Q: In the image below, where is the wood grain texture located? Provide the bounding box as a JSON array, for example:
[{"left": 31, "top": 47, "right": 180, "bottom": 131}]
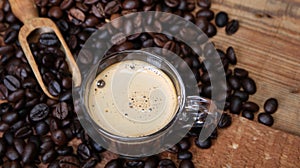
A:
[
  {"left": 91, "top": 116, "right": 300, "bottom": 168},
  {"left": 210, "top": 0, "right": 300, "bottom": 136}
]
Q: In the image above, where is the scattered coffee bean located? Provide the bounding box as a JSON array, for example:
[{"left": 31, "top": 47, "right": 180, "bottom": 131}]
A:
[
  {"left": 105, "top": 159, "right": 123, "bottom": 168},
  {"left": 218, "top": 113, "right": 232, "bottom": 128},
  {"left": 30, "top": 103, "right": 50, "bottom": 122},
  {"left": 179, "top": 159, "right": 195, "bottom": 168},
  {"left": 22, "top": 142, "right": 37, "bottom": 163},
  {"left": 226, "top": 19, "right": 239, "bottom": 35},
  {"left": 242, "top": 110, "right": 254, "bottom": 120},
  {"left": 215, "top": 11, "right": 228, "bottom": 27},
  {"left": 178, "top": 150, "right": 193, "bottom": 160},
  {"left": 243, "top": 101, "right": 259, "bottom": 112},
  {"left": 264, "top": 98, "right": 278, "bottom": 114},
  {"left": 226, "top": 46, "right": 237, "bottom": 65},
  {"left": 4, "top": 75, "right": 20, "bottom": 92},
  {"left": 241, "top": 77, "right": 257, "bottom": 95},
  {"left": 51, "top": 129, "right": 67, "bottom": 146},
  {"left": 230, "top": 96, "right": 243, "bottom": 114},
  {"left": 258, "top": 113, "right": 274, "bottom": 126},
  {"left": 197, "top": 0, "right": 211, "bottom": 9},
  {"left": 48, "top": 80, "right": 62, "bottom": 97},
  {"left": 158, "top": 159, "right": 176, "bottom": 168},
  {"left": 195, "top": 137, "right": 212, "bottom": 149}
]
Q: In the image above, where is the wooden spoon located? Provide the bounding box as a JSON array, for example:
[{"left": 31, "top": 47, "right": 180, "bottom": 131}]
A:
[{"left": 8, "top": 0, "right": 81, "bottom": 99}]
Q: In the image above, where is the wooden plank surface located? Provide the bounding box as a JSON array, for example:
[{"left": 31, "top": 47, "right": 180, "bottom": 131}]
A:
[{"left": 210, "top": 0, "right": 300, "bottom": 136}]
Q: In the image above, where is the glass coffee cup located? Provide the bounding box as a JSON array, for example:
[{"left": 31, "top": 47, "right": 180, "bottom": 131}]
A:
[{"left": 74, "top": 49, "right": 222, "bottom": 157}]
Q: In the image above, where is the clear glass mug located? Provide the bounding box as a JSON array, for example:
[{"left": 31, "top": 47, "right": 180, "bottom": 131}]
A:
[{"left": 74, "top": 49, "right": 221, "bottom": 157}]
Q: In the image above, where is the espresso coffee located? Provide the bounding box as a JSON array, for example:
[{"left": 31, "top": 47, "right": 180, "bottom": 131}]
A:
[{"left": 87, "top": 60, "right": 179, "bottom": 137}]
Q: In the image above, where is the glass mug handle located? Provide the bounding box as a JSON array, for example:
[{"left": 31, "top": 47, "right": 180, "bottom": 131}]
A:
[{"left": 185, "top": 95, "right": 221, "bottom": 141}]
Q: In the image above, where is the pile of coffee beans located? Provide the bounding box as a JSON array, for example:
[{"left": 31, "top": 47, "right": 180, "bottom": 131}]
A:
[{"left": 0, "top": 0, "right": 278, "bottom": 167}]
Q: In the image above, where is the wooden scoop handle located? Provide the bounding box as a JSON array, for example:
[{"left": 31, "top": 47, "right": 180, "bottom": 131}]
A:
[{"left": 9, "top": 0, "right": 38, "bottom": 23}]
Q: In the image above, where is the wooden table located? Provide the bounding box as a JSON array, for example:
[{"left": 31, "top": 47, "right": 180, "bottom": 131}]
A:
[{"left": 211, "top": 0, "right": 300, "bottom": 136}]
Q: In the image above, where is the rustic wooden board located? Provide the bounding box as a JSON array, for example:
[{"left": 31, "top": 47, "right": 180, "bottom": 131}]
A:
[{"left": 210, "top": 0, "right": 300, "bottom": 136}]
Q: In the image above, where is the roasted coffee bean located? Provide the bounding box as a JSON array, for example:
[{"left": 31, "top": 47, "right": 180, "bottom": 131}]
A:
[
  {"left": 30, "top": 103, "right": 49, "bottom": 122},
  {"left": 197, "top": 0, "right": 211, "bottom": 8},
  {"left": 178, "top": 151, "right": 193, "bottom": 160},
  {"left": 90, "top": 140, "right": 105, "bottom": 153},
  {"left": 13, "top": 139, "right": 24, "bottom": 156},
  {"left": 76, "top": 2, "right": 90, "bottom": 12},
  {"left": 14, "top": 125, "right": 33, "bottom": 138},
  {"left": 124, "top": 160, "right": 144, "bottom": 168},
  {"left": 105, "top": 159, "right": 123, "bottom": 168},
  {"left": 178, "top": 138, "right": 191, "bottom": 151},
  {"left": 264, "top": 98, "right": 278, "bottom": 114},
  {"left": 8, "top": 89, "right": 25, "bottom": 103},
  {"left": 258, "top": 113, "right": 274, "bottom": 126},
  {"left": 5, "top": 12, "right": 18, "bottom": 23},
  {"left": 48, "top": 80, "right": 62, "bottom": 96},
  {"left": 230, "top": 96, "right": 242, "bottom": 114},
  {"left": 60, "top": 0, "right": 74, "bottom": 10},
  {"left": 144, "top": 156, "right": 159, "bottom": 168},
  {"left": 0, "top": 84, "right": 8, "bottom": 99},
  {"left": 84, "top": 15, "right": 99, "bottom": 27},
  {"left": 122, "top": 0, "right": 140, "bottom": 10},
  {"left": 234, "top": 68, "right": 248, "bottom": 78},
  {"left": 0, "top": 45, "right": 14, "bottom": 55},
  {"left": 6, "top": 147, "right": 20, "bottom": 161},
  {"left": 69, "top": 7, "right": 86, "bottom": 24},
  {"left": 105, "top": 0, "right": 121, "bottom": 15},
  {"left": 4, "top": 75, "right": 20, "bottom": 92},
  {"left": 57, "top": 146, "right": 73, "bottom": 156},
  {"left": 243, "top": 101, "right": 259, "bottom": 112},
  {"left": 0, "top": 103, "right": 12, "bottom": 115},
  {"left": 0, "top": 121, "right": 9, "bottom": 131},
  {"left": 218, "top": 113, "right": 232, "bottom": 128},
  {"left": 39, "top": 33, "right": 59, "bottom": 46},
  {"left": 167, "top": 144, "right": 179, "bottom": 153},
  {"left": 242, "top": 110, "right": 254, "bottom": 120},
  {"left": 2, "top": 111, "right": 18, "bottom": 124},
  {"left": 241, "top": 77, "right": 256, "bottom": 95},
  {"left": 77, "top": 143, "right": 92, "bottom": 160},
  {"left": 3, "top": 160, "right": 22, "bottom": 168},
  {"left": 59, "top": 91, "right": 72, "bottom": 102},
  {"left": 51, "top": 129, "right": 67, "bottom": 146},
  {"left": 215, "top": 11, "right": 228, "bottom": 27},
  {"left": 226, "top": 19, "right": 239, "bottom": 35},
  {"left": 22, "top": 142, "right": 37, "bottom": 163},
  {"left": 226, "top": 46, "right": 237, "bottom": 65},
  {"left": 3, "top": 131, "right": 14, "bottom": 145},
  {"left": 0, "top": 138, "right": 6, "bottom": 156},
  {"left": 56, "top": 156, "right": 80, "bottom": 168},
  {"left": 164, "top": 0, "right": 179, "bottom": 8},
  {"left": 196, "top": 9, "right": 214, "bottom": 21},
  {"left": 232, "top": 90, "right": 249, "bottom": 102},
  {"left": 195, "top": 17, "right": 209, "bottom": 32},
  {"left": 4, "top": 29, "right": 18, "bottom": 44},
  {"left": 195, "top": 137, "right": 211, "bottom": 149},
  {"left": 56, "top": 19, "right": 69, "bottom": 32},
  {"left": 158, "top": 159, "right": 176, "bottom": 168},
  {"left": 206, "top": 23, "right": 217, "bottom": 37},
  {"left": 49, "top": 117, "right": 60, "bottom": 132},
  {"left": 48, "top": 6, "right": 63, "bottom": 19},
  {"left": 179, "top": 160, "right": 195, "bottom": 168},
  {"left": 228, "top": 76, "right": 241, "bottom": 90},
  {"left": 42, "top": 149, "right": 57, "bottom": 163},
  {"left": 53, "top": 102, "right": 68, "bottom": 120},
  {"left": 40, "top": 141, "right": 54, "bottom": 155},
  {"left": 35, "top": 121, "right": 49, "bottom": 135},
  {"left": 153, "top": 34, "right": 169, "bottom": 47},
  {"left": 82, "top": 157, "right": 99, "bottom": 168}
]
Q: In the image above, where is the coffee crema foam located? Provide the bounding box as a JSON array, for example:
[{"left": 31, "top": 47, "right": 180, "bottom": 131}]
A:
[{"left": 87, "top": 60, "right": 178, "bottom": 137}]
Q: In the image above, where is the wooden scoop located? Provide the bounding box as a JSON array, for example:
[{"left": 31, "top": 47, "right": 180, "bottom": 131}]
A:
[{"left": 9, "top": 0, "right": 81, "bottom": 99}]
